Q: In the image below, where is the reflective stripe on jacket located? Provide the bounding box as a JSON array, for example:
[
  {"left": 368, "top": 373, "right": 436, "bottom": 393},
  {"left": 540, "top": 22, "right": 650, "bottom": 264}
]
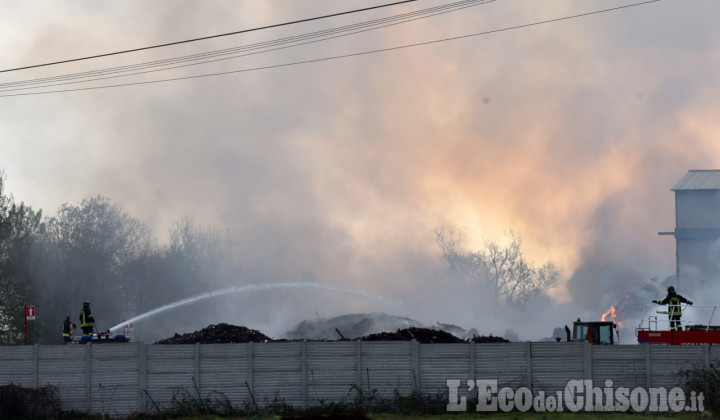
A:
[
  {"left": 80, "top": 309, "right": 94, "bottom": 328},
  {"left": 63, "top": 320, "right": 73, "bottom": 337},
  {"left": 668, "top": 296, "right": 682, "bottom": 317}
]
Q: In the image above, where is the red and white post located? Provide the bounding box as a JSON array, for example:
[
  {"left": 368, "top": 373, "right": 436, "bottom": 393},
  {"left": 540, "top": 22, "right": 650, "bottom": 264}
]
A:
[{"left": 24, "top": 305, "right": 35, "bottom": 345}]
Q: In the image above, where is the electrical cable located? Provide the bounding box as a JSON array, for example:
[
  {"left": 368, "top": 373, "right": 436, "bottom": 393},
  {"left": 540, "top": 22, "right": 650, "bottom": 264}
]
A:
[
  {"left": 0, "top": 0, "right": 489, "bottom": 91},
  {"left": 0, "top": 0, "right": 418, "bottom": 73},
  {"left": 0, "top": 0, "right": 661, "bottom": 98}
]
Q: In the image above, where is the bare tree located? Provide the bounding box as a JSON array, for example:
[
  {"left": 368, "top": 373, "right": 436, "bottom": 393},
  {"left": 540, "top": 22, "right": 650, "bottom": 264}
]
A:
[
  {"left": 436, "top": 228, "right": 559, "bottom": 304},
  {"left": 168, "top": 217, "right": 220, "bottom": 265}
]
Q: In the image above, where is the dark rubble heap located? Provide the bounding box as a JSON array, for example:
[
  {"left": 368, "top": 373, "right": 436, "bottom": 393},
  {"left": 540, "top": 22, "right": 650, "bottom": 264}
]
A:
[
  {"left": 155, "top": 323, "right": 509, "bottom": 344},
  {"left": 470, "top": 335, "right": 510, "bottom": 343},
  {"left": 360, "top": 327, "right": 466, "bottom": 343},
  {"left": 156, "top": 323, "right": 272, "bottom": 344}
]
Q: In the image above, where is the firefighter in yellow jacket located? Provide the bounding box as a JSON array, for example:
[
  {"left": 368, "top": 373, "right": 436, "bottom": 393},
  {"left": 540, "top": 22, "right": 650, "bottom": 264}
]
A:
[
  {"left": 653, "top": 286, "right": 693, "bottom": 331},
  {"left": 79, "top": 301, "right": 95, "bottom": 336},
  {"left": 62, "top": 316, "right": 75, "bottom": 343}
]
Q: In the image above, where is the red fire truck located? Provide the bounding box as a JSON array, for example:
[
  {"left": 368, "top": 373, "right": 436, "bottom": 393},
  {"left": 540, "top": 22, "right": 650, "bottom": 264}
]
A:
[{"left": 636, "top": 304, "right": 720, "bottom": 345}]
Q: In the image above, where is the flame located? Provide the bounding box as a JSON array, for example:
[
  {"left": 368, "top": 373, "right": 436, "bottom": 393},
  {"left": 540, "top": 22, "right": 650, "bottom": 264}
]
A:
[
  {"left": 601, "top": 306, "right": 622, "bottom": 326},
  {"left": 601, "top": 306, "right": 615, "bottom": 321}
]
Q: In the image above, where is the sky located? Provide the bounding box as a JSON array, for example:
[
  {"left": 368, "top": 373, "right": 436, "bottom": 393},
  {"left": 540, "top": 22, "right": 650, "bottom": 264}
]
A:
[{"left": 2, "top": 0, "right": 720, "bottom": 341}]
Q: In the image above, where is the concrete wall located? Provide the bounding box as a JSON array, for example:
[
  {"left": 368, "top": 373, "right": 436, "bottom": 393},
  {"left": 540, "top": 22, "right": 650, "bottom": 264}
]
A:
[{"left": 0, "top": 341, "right": 716, "bottom": 416}]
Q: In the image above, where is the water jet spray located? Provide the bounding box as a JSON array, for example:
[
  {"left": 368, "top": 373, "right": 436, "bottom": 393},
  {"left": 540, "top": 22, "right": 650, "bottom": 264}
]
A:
[{"left": 109, "top": 282, "right": 394, "bottom": 333}]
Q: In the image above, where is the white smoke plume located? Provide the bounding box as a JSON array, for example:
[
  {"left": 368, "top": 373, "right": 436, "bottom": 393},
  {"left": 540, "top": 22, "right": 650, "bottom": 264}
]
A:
[{"left": 2, "top": 1, "right": 720, "bottom": 343}]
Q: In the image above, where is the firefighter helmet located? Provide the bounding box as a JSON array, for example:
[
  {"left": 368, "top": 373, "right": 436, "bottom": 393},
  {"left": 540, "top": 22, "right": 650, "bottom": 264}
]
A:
[{"left": 667, "top": 286, "right": 675, "bottom": 293}]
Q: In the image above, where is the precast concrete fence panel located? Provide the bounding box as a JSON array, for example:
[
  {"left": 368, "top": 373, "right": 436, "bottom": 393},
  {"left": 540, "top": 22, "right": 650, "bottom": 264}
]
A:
[{"left": 0, "top": 341, "right": 715, "bottom": 417}]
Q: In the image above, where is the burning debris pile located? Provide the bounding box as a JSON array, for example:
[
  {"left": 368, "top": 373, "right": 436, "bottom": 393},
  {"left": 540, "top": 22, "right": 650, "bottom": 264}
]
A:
[
  {"left": 284, "top": 312, "right": 421, "bottom": 340},
  {"left": 156, "top": 323, "right": 271, "bottom": 344},
  {"left": 155, "top": 316, "right": 510, "bottom": 344},
  {"left": 284, "top": 312, "right": 485, "bottom": 341}
]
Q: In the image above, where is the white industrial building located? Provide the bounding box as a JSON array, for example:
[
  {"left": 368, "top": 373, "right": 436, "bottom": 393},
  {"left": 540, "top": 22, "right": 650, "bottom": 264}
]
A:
[{"left": 662, "top": 170, "right": 720, "bottom": 291}]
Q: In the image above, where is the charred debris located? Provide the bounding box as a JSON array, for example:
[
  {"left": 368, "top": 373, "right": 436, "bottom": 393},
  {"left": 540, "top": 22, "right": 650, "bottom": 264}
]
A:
[{"left": 156, "top": 323, "right": 509, "bottom": 345}]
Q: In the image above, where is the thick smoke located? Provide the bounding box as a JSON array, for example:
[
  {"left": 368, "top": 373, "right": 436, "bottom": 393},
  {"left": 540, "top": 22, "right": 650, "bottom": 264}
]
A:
[{"left": 2, "top": 1, "right": 720, "bottom": 343}]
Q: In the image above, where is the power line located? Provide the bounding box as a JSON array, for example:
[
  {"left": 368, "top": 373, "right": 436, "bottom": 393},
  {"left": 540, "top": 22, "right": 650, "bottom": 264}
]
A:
[
  {"left": 0, "top": 0, "right": 489, "bottom": 91},
  {"left": 0, "top": 0, "right": 417, "bottom": 73},
  {"left": 0, "top": 0, "right": 661, "bottom": 98}
]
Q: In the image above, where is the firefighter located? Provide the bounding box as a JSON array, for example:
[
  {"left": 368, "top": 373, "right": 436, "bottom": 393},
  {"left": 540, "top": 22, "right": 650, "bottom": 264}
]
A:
[
  {"left": 79, "top": 301, "right": 95, "bottom": 336},
  {"left": 62, "top": 316, "right": 76, "bottom": 343},
  {"left": 652, "top": 286, "right": 692, "bottom": 331}
]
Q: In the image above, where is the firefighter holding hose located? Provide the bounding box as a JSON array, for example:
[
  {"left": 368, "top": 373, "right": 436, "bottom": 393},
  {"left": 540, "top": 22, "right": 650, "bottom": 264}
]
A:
[
  {"left": 652, "top": 286, "right": 692, "bottom": 331},
  {"left": 79, "top": 301, "right": 95, "bottom": 336}
]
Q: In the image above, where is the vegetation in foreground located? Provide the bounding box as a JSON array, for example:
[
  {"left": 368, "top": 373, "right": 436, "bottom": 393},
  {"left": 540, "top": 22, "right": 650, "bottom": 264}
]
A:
[{"left": 0, "top": 381, "right": 713, "bottom": 420}]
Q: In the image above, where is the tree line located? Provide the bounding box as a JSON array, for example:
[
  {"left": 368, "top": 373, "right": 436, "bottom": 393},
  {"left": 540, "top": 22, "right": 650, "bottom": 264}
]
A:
[
  {"left": 0, "top": 173, "right": 233, "bottom": 344},
  {"left": 0, "top": 171, "right": 558, "bottom": 345}
]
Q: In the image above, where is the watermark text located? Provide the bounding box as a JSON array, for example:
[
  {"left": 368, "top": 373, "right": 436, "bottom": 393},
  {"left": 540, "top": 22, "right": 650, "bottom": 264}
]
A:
[{"left": 446, "top": 379, "right": 704, "bottom": 413}]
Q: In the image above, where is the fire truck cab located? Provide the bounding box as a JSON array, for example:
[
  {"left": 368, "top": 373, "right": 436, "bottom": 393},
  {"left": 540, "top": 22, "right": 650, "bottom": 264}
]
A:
[{"left": 570, "top": 319, "right": 617, "bottom": 345}]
